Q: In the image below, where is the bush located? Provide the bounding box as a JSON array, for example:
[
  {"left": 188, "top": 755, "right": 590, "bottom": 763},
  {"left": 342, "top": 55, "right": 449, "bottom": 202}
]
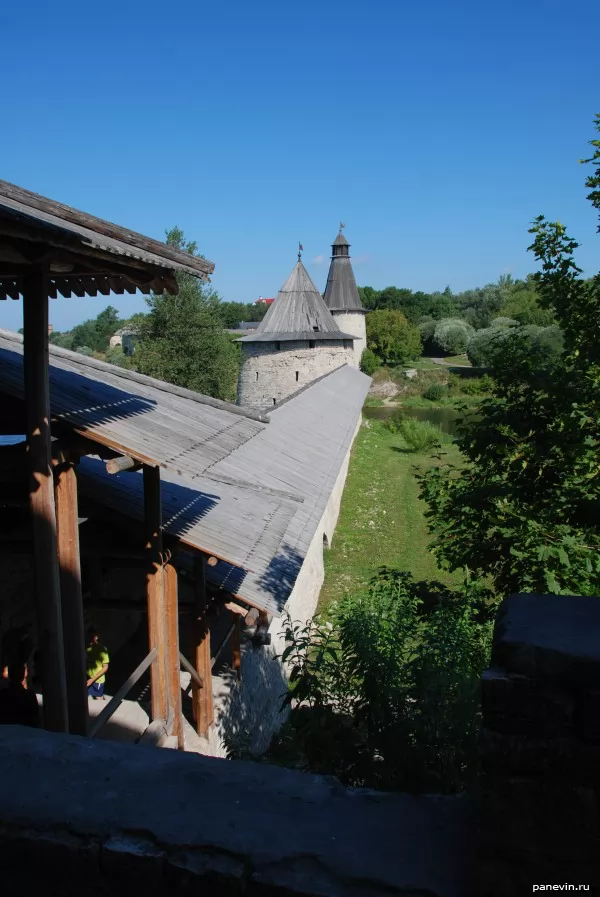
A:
[
  {"left": 467, "top": 323, "right": 564, "bottom": 369},
  {"left": 383, "top": 408, "right": 406, "bottom": 433},
  {"left": 400, "top": 418, "right": 444, "bottom": 452},
  {"left": 366, "top": 310, "right": 422, "bottom": 364},
  {"left": 75, "top": 345, "right": 93, "bottom": 356},
  {"left": 432, "top": 318, "right": 475, "bottom": 355},
  {"left": 489, "top": 316, "right": 518, "bottom": 329},
  {"left": 422, "top": 382, "right": 446, "bottom": 401},
  {"left": 418, "top": 319, "right": 436, "bottom": 354},
  {"left": 466, "top": 326, "right": 508, "bottom": 366},
  {"left": 360, "top": 348, "right": 381, "bottom": 376},
  {"left": 277, "top": 569, "right": 492, "bottom": 793}
]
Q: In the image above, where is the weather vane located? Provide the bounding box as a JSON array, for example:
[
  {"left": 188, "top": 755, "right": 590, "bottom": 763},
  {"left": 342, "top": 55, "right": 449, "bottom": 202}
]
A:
[
  {"left": 298, "top": 241, "right": 303, "bottom": 260},
  {"left": 339, "top": 221, "right": 346, "bottom": 231}
]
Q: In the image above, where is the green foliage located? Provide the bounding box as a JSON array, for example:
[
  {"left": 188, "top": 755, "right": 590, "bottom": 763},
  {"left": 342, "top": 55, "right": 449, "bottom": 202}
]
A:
[
  {"left": 358, "top": 286, "right": 457, "bottom": 324},
  {"left": 421, "top": 118, "right": 600, "bottom": 597},
  {"left": 500, "top": 286, "right": 555, "bottom": 326},
  {"left": 466, "top": 322, "right": 564, "bottom": 368},
  {"left": 134, "top": 227, "right": 239, "bottom": 401},
  {"left": 218, "top": 301, "right": 268, "bottom": 329},
  {"left": 50, "top": 305, "right": 122, "bottom": 353},
  {"left": 490, "top": 316, "right": 518, "bottom": 329},
  {"left": 422, "top": 382, "right": 446, "bottom": 402},
  {"left": 400, "top": 418, "right": 445, "bottom": 452},
  {"left": 383, "top": 407, "right": 406, "bottom": 433},
  {"left": 75, "top": 345, "right": 93, "bottom": 357},
  {"left": 104, "top": 346, "right": 134, "bottom": 369},
  {"left": 360, "top": 347, "right": 381, "bottom": 375},
  {"left": 432, "top": 318, "right": 474, "bottom": 355},
  {"left": 366, "top": 310, "right": 421, "bottom": 364},
  {"left": 276, "top": 569, "right": 492, "bottom": 792}
]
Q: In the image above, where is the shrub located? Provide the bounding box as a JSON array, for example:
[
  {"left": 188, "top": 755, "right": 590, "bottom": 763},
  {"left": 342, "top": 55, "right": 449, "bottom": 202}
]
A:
[
  {"left": 278, "top": 569, "right": 492, "bottom": 793},
  {"left": 75, "top": 345, "right": 93, "bottom": 356},
  {"left": 489, "top": 316, "right": 518, "bottom": 329},
  {"left": 383, "top": 408, "right": 406, "bottom": 433},
  {"left": 360, "top": 348, "right": 381, "bottom": 376},
  {"left": 418, "top": 319, "right": 436, "bottom": 354},
  {"left": 400, "top": 418, "right": 444, "bottom": 452},
  {"left": 432, "top": 318, "right": 475, "bottom": 355},
  {"left": 466, "top": 326, "right": 508, "bottom": 366},
  {"left": 422, "top": 382, "right": 446, "bottom": 401}
]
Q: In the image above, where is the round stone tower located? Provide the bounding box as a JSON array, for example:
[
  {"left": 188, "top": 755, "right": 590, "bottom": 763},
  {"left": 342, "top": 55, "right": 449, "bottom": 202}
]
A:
[
  {"left": 322, "top": 227, "right": 366, "bottom": 367},
  {"left": 237, "top": 251, "right": 355, "bottom": 411}
]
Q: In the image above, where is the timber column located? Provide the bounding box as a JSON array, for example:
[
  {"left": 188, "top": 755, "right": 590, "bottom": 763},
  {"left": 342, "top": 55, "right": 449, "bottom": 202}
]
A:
[{"left": 23, "top": 267, "right": 68, "bottom": 732}]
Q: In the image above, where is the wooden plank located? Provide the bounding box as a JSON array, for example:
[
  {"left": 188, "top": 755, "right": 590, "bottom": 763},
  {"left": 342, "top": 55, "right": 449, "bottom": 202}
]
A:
[
  {"left": 54, "top": 455, "right": 88, "bottom": 736},
  {"left": 23, "top": 268, "right": 68, "bottom": 733},
  {"left": 179, "top": 651, "right": 203, "bottom": 688},
  {"left": 232, "top": 616, "right": 241, "bottom": 681},
  {"left": 192, "top": 554, "right": 213, "bottom": 737},
  {"left": 164, "top": 562, "right": 183, "bottom": 750},
  {"left": 144, "top": 464, "right": 167, "bottom": 722},
  {"left": 88, "top": 648, "right": 157, "bottom": 738},
  {"left": 105, "top": 455, "right": 141, "bottom": 474}
]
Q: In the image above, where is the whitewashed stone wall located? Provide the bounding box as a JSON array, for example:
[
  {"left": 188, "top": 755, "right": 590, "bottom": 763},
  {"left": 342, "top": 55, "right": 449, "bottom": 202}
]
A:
[
  {"left": 206, "top": 418, "right": 361, "bottom": 758},
  {"left": 331, "top": 311, "right": 367, "bottom": 368},
  {"left": 237, "top": 340, "right": 354, "bottom": 410}
]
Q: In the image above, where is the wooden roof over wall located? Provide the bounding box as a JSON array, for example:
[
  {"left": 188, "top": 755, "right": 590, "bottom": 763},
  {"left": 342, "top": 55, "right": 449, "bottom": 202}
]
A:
[{"left": 0, "top": 180, "right": 214, "bottom": 299}]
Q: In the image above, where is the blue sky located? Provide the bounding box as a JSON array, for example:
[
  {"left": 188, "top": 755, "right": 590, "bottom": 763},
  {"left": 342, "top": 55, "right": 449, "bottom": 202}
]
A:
[{"left": 1, "top": 0, "right": 598, "bottom": 332}]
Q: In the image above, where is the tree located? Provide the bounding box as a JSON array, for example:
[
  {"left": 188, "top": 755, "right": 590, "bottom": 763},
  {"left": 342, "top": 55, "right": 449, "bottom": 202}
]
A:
[
  {"left": 69, "top": 305, "right": 121, "bottom": 352},
  {"left": 366, "top": 310, "right": 421, "bottom": 364},
  {"left": 432, "top": 318, "right": 474, "bottom": 355},
  {"left": 218, "top": 301, "right": 268, "bottom": 329},
  {"left": 358, "top": 286, "right": 378, "bottom": 309},
  {"left": 134, "top": 227, "right": 240, "bottom": 402},
  {"left": 500, "top": 287, "right": 555, "bottom": 326},
  {"left": 421, "top": 118, "right": 600, "bottom": 597}
]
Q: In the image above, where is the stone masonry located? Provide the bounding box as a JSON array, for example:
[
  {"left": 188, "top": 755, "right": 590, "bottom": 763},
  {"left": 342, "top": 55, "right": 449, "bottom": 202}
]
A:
[
  {"left": 0, "top": 726, "right": 473, "bottom": 897},
  {"left": 237, "top": 340, "right": 354, "bottom": 410},
  {"left": 328, "top": 310, "right": 366, "bottom": 368},
  {"left": 479, "top": 592, "right": 600, "bottom": 895}
]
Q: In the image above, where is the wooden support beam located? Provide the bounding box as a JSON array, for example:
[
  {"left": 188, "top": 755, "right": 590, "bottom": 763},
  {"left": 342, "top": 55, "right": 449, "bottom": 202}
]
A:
[
  {"left": 191, "top": 554, "right": 213, "bottom": 737},
  {"left": 232, "top": 616, "right": 241, "bottom": 681},
  {"left": 144, "top": 464, "right": 167, "bottom": 722},
  {"left": 105, "top": 455, "right": 142, "bottom": 475},
  {"left": 23, "top": 267, "right": 68, "bottom": 733},
  {"left": 164, "top": 562, "right": 183, "bottom": 750},
  {"left": 54, "top": 456, "right": 88, "bottom": 736}
]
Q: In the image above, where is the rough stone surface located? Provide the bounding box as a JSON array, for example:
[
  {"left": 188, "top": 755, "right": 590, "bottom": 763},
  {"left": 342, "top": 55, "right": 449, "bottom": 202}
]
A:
[
  {"left": 480, "top": 592, "right": 600, "bottom": 895},
  {"left": 492, "top": 592, "right": 600, "bottom": 684},
  {"left": 329, "top": 311, "right": 366, "bottom": 367},
  {"left": 0, "top": 727, "right": 473, "bottom": 897},
  {"left": 237, "top": 341, "right": 354, "bottom": 410}
]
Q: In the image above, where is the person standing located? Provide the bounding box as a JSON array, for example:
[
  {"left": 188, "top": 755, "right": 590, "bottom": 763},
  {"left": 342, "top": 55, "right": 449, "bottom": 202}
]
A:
[
  {"left": 86, "top": 629, "right": 109, "bottom": 700},
  {"left": 0, "top": 662, "right": 40, "bottom": 727}
]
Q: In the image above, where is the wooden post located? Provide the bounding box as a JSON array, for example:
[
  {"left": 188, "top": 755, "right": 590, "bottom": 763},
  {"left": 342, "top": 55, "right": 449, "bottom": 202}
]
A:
[
  {"left": 191, "top": 554, "right": 213, "bottom": 737},
  {"left": 143, "top": 464, "right": 167, "bottom": 722},
  {"left": 164, "top": 562, "right": 183, "bottom": 749},
  {"left": 54, "top": 454, "right": 88, "bottom": 736},
  {"left": 23, "top": 268, "right": 68, "bottom": 733},
  {"left": 231, "top": 616, "right": 241, "bottom": 681}
]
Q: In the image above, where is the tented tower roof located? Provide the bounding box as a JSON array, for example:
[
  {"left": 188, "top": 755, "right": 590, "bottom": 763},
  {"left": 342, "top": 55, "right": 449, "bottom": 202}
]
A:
[
  {"left": 238, "top": 258, "right": 354, "bottom": 343},
  {"left": 323, "top": 228, "right": 365, "bottom": 314}
]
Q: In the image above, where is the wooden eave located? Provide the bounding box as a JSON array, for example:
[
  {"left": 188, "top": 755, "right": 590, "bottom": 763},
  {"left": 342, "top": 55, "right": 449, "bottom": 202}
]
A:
[{"left": 0, "top": 179, "right": 215, "bottom": 300}]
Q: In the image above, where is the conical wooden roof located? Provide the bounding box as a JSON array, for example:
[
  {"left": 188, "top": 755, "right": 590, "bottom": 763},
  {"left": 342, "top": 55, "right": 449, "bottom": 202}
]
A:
[
  {"left": 240, "top": 258, "right": 354, "bottom": 342},
  {"left": 323, "top": 229, "right": 365, "bottom": 313}
]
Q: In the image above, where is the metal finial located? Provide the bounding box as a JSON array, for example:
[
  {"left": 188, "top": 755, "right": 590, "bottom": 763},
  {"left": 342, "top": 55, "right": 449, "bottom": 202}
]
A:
[
  {"left": 339, "top": 221, "right": 346, "bottom": 231},
  {"left": 298, "top": 241, "right": 303, "bottom": 260}
]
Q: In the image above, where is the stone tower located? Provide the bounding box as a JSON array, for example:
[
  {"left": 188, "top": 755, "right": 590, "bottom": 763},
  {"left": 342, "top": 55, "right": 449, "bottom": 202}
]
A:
[
  {"left": 237, "top": 252, "right": 355, "bottom": 410},
  {"left": 322, "top": 227, "right": 366, "bottom": 367}
]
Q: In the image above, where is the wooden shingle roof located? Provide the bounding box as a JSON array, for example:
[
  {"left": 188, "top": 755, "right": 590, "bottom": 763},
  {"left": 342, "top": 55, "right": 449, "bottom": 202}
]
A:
[{"left": 0, "top": 179, "right": 214, "bottom": 299}]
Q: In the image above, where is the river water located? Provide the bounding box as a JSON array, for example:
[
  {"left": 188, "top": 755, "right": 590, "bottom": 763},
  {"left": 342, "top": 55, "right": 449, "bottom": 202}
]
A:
[{"left": 363, "top": 404, "right": 464, "bottom": 436}]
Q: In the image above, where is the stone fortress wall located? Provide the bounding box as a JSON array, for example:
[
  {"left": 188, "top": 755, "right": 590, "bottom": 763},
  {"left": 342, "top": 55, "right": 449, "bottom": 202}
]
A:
[
  {"left": 237, "top": 340, "right": 354, "bottom": 410},
  {"left": 329, "top": 311, "right": 366, "bottom": 367},
  {"left": 208, "top": 419, "right": 360, "bottom": 758}
]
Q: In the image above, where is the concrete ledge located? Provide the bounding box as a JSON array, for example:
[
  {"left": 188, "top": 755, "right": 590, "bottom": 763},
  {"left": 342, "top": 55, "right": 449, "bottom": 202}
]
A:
[{"left": 0, "top": 726, "right": 473, "bottom": 896}]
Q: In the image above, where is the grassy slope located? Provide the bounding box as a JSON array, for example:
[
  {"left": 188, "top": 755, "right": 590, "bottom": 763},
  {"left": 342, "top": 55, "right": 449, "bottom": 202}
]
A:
[{"left": 319, "top": 420, "right": 463, "bottom": 611}]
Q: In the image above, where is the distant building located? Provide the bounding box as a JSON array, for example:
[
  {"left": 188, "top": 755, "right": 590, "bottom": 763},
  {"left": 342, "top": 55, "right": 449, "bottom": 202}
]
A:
[
  {"left": 253, "top": 296, "right": 275, "bottom": 306},
  {"left": 234, "top": 321, "right": 259, "bottom": 331},
  {"left": 109, "top": 328, "right": 139, "bottom": 356}
]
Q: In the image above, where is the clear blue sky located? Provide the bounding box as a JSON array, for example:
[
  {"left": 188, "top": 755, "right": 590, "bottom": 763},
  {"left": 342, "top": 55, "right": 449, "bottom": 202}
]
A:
[{"left": 1, "top": 0, "right": 598, "bottom": 332}]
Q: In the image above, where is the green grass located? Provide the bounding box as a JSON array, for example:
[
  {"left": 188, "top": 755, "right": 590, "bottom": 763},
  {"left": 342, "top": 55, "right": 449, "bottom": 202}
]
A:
[
  {"left": 320, "top": 420, "right": 463, "bottom": 612},
  {"left": 443, "top": 355, "right": 472, "bottom": 367}
]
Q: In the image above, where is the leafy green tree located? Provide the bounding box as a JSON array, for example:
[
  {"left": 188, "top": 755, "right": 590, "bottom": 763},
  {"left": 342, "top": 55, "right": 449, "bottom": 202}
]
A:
[
  {"left": 432, "top": 318, "right": 474, "bottom": 355},
  {"left": 273, "top": 569, "right": 491, "bottom": 793},
  {"left": 421, "top": 119, "right": 600, "bottom": 596},
  {"left": 69, "top": 305, "right": 121, "bottom": 352},
  {"left": 500, "top": 287, "right": 555, "bottom": 326},
  {"left": 359, "top": 347, "right": 381, "bottom": 375},
  {"left": 366, "top": 310, "right": 421, "bottom": 364},
  {"left": 357, "top": 286, "right": 379, "bottom": 309},
  {"left": 134, "top": 227, "right": 239, "bottom": 401},
  {"left": 218, "top": 301, "right": 268, "bottom": 329}
]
